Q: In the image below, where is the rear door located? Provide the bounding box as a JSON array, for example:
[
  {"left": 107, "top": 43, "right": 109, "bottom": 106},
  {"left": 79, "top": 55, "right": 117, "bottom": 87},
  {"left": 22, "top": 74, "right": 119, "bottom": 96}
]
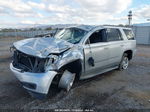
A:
[{"left": 106, "top": 28, "right": 124, "bottom": 66}]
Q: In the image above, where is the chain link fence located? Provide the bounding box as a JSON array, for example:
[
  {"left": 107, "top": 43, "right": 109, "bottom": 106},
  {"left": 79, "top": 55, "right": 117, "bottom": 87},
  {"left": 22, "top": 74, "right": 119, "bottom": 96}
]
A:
[{"left": 0, "top": 29, "right": 57, "bottom": 38}]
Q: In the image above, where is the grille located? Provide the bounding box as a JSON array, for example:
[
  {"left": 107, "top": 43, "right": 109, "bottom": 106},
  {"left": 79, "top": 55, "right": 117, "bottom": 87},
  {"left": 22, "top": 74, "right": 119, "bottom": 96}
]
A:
[{"left": 12, "top": 50, "right": 46, "bottom": 73}]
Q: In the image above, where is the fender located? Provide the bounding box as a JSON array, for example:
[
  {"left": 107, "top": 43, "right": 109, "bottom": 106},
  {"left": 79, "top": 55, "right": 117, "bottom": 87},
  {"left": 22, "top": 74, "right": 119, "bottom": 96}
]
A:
[{"left": 57, "top": 46, "right": 84, "bottom": 70}]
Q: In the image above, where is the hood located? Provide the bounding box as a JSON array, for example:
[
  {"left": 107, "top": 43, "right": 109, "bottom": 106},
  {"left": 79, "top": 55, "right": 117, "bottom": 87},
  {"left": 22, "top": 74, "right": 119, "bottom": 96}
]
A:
[{"left": 13, "top": 37, "right": 73, "bottom": 58}]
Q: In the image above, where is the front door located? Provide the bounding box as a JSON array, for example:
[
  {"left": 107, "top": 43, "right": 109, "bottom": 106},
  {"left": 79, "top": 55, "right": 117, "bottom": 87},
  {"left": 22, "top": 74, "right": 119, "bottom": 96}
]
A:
[{"left": 82, "top": 29, "right": 109, "bottom": 79}]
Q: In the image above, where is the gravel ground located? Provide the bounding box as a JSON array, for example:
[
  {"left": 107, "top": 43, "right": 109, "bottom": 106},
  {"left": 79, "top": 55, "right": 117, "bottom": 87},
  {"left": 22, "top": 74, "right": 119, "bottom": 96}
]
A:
[{"left": 0, "top": 37, "right": 150, "bottom": 111}]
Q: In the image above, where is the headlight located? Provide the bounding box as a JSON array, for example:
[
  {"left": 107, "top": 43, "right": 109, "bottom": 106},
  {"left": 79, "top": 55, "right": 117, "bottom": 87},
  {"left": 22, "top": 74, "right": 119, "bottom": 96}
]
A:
[{"left": 47, "top": 54, "right": 59, "bottom": 64}]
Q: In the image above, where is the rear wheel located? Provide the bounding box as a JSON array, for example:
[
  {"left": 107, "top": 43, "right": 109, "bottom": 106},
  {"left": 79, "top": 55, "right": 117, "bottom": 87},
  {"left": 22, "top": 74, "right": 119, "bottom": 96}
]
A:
[{"left": 119, "top": 53, "right": 129, "bottom": 70}]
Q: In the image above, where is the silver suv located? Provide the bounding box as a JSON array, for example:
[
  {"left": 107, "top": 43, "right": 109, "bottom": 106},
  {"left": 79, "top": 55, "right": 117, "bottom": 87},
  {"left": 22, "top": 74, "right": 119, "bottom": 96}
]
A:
[{"left": 10, "top": 25, "right": 136, "bottom": 98}]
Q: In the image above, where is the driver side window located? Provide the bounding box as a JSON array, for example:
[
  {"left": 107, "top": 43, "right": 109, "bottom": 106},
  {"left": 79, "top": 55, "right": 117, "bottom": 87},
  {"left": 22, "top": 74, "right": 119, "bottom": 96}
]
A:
[{"left": 86, "top": 29, "right": 107, "bottom": 44}]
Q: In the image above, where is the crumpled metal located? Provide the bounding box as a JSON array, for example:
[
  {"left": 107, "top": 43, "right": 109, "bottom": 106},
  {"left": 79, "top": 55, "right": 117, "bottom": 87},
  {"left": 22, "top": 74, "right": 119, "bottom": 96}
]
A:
[{"left": 13, "top": 37, "right": 73, "bottom": 58}]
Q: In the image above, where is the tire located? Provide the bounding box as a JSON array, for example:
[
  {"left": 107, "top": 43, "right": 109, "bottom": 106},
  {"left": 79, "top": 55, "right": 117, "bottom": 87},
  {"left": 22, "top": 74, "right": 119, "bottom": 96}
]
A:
[
  {"left": 58, "top": 70, "right": 75, "bottom": 92},
  {"left": 118, "top": 53, "right": 129, "bottom": 70}
]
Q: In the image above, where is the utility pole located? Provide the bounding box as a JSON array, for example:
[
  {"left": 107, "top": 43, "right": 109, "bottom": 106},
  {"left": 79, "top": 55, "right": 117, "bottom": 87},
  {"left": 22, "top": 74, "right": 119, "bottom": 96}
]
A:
[{"left": 128, "top": 10, "right": 132, "bottom": 26}]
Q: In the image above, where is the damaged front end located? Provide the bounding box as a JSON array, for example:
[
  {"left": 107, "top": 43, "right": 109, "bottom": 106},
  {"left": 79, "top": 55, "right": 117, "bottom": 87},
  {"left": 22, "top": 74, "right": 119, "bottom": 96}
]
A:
[
  {"left": 12, "top": 50, "right": 47, "bottom": 73},
  {"left": 10, "top": 36, "right": 84, "bottom": 99}
]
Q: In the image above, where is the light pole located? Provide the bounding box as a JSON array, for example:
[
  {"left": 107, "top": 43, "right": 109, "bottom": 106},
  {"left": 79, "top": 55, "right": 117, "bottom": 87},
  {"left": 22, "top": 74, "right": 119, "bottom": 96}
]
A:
[{"left": 128, "top": 10, "right": 132, "bottom": 26}]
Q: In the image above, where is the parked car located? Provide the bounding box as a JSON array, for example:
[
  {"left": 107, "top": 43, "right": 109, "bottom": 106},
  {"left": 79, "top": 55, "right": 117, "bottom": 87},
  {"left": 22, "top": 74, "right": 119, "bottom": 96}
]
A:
[{"left": 10, "top": 25, "right": 136, "bottom": 99}]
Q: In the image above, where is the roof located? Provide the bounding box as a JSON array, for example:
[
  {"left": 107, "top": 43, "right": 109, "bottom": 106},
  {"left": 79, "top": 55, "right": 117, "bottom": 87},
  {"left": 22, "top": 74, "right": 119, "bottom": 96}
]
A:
[
  {"left": 67, "top": 25, "right": 97, "bottom": 31},
  {"left": 67, "top": 25, "right": 131, "bottom": 31},
  {"left": 133, "top": 22, "right": 150, "bottom": 26}
]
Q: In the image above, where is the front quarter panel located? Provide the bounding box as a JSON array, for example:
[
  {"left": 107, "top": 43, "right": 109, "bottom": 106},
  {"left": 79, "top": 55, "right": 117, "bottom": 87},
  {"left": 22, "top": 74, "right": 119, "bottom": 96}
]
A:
[{"left": 57, "top": 45, "right": 84, "bottom": 70}]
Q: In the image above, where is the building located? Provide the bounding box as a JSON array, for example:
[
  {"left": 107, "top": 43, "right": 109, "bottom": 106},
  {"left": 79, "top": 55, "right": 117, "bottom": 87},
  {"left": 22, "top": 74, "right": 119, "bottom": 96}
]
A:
[{"left": 132, "top": 23, "right": 150, "bottom": 45}]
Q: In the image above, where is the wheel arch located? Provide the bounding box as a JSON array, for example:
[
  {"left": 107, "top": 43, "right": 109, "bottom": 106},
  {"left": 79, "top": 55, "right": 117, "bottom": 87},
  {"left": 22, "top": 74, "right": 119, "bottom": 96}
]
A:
[
  {"left": 58, "top": 59, "right": 82, "bottom": 80},
  {"left": 124, "top": 50, "right": 133, "bottom": 60}
]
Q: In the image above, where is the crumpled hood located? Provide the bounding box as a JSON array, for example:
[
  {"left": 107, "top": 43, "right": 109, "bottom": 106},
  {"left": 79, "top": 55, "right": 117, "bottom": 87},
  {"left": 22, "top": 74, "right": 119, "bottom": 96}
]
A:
[{"left": 13, "top": 37, "right": 73, "bottom": 58}]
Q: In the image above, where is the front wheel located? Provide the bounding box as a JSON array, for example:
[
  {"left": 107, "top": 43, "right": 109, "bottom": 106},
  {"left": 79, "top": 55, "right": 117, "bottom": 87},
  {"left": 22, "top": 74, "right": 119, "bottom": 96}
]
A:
[
  {"left": 58, "top": 70, "right": 76, "bottom": 92},
  {"left": 119, "top": 53, "right": 129, "bottom": 70}
]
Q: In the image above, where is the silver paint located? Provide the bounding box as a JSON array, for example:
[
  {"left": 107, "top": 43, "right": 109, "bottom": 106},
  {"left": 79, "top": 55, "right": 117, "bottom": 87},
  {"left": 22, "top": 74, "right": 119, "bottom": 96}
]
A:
[
  {"left": 13, "top": 37, "right": 73, "bottom": 58},
  {"left": 10, "top": 25, "right": 136, "bottom": 97}
]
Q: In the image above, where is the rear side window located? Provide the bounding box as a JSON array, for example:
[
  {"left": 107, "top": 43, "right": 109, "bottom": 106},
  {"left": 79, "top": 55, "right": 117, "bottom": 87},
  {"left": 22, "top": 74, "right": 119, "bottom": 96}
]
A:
[
  {"left": 107, "top": 28, "right": 123, "bottom": 41},
  {"left": 123, "top": 29, "right": 134, "bottom": 40}
]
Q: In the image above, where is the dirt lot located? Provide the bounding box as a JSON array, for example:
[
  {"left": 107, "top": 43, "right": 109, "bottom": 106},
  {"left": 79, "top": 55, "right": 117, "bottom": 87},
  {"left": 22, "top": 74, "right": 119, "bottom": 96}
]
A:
[{"left": 0, "top": 37, "right": 150, "bottom": 111}]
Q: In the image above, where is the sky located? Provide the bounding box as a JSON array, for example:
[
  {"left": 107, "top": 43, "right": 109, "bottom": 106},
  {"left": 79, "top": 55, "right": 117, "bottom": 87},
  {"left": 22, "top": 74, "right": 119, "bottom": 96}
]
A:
[{"left": 0, "top": 0, "right": 150, "bottom": 28}]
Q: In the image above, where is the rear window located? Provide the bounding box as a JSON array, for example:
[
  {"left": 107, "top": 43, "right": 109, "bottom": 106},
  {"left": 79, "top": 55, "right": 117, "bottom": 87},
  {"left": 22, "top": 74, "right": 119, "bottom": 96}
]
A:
[{"left": 123, "top": 29, "right": 134, "bottom": 40}]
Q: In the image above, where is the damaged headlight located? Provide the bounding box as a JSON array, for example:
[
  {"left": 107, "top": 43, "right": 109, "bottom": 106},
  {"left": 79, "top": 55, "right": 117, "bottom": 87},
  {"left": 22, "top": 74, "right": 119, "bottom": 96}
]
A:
[
  {"left": 47, "top": 55, "right": 59, "bottom": 64},
  {"left": 44, "top": 55, "right": 59, "bottom": 71}
]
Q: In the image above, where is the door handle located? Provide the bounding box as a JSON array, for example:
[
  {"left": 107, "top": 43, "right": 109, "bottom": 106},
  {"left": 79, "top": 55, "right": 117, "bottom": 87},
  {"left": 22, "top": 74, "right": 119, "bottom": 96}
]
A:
[{"left": 120, "top": 45, "right": 124, "bottom": 47}]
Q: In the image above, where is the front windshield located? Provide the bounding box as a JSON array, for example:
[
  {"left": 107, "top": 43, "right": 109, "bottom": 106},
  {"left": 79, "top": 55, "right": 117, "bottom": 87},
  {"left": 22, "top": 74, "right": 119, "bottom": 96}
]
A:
[{"left": 55, "top": 28, "right": 88, "bottom": 44}]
